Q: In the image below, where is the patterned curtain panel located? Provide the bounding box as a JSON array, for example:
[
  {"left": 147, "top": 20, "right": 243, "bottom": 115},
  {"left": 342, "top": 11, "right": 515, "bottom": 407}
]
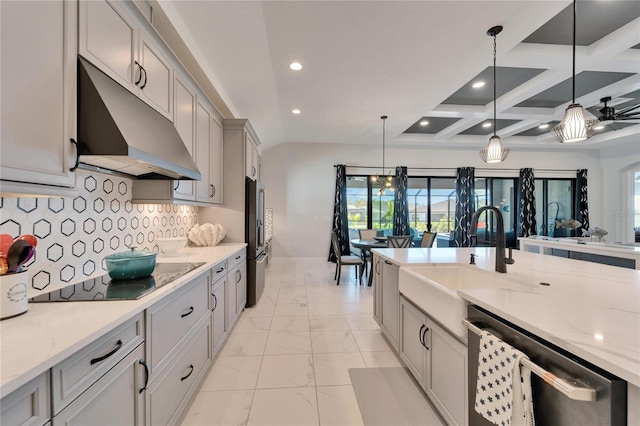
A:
[
  {"left": 576, "top": 169, "right": 589, "bottom": 234},
  {"left": 328, "top": 164, "right": 350, "bottom": 262},
  {"left": 518, "top": 168, "right": 537, "bottom": 237},
  {"left": 454, "top": 167, "right": 476, "bottom": 247},
  {"left": 393, "top": 166, "right": 410, "bottom": 236}
]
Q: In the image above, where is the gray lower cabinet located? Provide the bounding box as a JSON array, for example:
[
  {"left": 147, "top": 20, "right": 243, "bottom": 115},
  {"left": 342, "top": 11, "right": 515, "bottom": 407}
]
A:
[
  {"left": 380, "top": 259, "right": 399, "bottom": 350},
  {"left": 399, "top": 296, "right": 428, "bottom": 385},
  {"left": 426, "top": 320, "right": 468, "bottom": 426},
  {"left": 145, "top": 273, "right": 210, "bottom": 378},
  {"left": 372, "top": 254, "right": 382, "bottom": 326},
  {"left": 399, "top": 296, "right": 467, "bottom": 425},
  {"left": 146, "top": 316, "right": 211, "bottom": 426},
  {"left": 53, "top": 344, "right": 145, "bottom": 425},
  {"left": 0, "top": 372, "right": 50, "bottom": 426},
  {"left": 211, "top": 274, "right": 227, "bottom": 355}
]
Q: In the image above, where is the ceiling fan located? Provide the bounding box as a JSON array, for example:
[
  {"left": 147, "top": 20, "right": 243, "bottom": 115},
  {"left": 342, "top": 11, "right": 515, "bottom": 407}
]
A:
[{"left": 589, "top": 96, "right": 640, "bottom": 128}]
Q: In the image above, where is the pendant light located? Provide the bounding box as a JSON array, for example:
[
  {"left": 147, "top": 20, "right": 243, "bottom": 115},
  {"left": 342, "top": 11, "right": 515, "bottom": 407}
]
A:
[
  {"left": 480, "top": 25, "right": 509, "bottom": 164},
  {"left": 372, "top": 115, "right": 393, "bottom": 196},
  {"left": 552, "top": 0, "right": 597, "bottom": 143}
]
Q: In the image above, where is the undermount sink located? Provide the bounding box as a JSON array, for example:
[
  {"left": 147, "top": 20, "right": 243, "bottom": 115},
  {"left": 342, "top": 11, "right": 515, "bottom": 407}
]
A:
[{"left": 398, "top": 265, "right": 517, "bottom": 340}]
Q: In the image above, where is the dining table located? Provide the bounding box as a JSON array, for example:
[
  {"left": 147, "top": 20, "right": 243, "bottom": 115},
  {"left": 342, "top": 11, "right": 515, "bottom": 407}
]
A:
[{"left": 350, "top": 238, "right": 387, "bottom": 286}]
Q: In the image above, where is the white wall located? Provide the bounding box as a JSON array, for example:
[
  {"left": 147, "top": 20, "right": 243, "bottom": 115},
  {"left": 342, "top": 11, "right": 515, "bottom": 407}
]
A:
[
  {"left": 598, "top": 140, "right": 640, "bottom": 243},
  {"left": 260, "top": 142, "right": 606, "bottom": 258}
]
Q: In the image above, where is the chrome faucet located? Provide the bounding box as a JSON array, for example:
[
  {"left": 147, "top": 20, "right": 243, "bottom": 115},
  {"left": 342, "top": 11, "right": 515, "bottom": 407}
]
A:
[{"left": 470, "top": 206, "right": 514, "bottom": 273}]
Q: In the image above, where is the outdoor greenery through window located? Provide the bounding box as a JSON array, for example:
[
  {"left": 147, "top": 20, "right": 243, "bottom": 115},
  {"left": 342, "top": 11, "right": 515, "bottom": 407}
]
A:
[{"left": 345, "top": 173, "right": 576, "bottom": 248}]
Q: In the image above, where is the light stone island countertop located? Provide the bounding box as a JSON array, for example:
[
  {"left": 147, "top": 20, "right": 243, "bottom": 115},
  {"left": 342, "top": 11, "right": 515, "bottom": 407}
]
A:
[
  {"left": 372, "top": 247, "right": 640, "bottom": 388},
  {"left": 0, "top": 243, "right": 246, "bottom": 399}
]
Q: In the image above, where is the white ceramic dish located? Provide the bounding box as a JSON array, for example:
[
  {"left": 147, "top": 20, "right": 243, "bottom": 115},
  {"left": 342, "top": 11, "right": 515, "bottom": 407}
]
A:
[{"left": 157, "top": 238, "right": 187, "bottom": 256}]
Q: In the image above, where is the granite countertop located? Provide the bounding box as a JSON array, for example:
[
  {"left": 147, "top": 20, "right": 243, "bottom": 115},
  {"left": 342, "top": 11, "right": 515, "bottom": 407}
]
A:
[
  {"left": 372, "top": 247, "right": 640, "bottom": 387},
  {"left": 0, "top": 244, "right": 246, "bottom": 399}
]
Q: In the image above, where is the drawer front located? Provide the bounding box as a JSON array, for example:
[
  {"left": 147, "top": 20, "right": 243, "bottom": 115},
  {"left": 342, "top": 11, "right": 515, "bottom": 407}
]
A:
[
  {"left": 147, "top": 317, "right": 211, "bottom": 426},
  {"left": 227, "top": 248, "right": 246, "bottom": 269},
  {"left": 0, "top": 372, "right": 50, "bottom": 426},
  {"left": 147, "top": 274, "right": 209, "bottom": 374},
  {"left": 52, "top": 313, "right": 144, "bottom": 414},
  {"left": 210, "top": 260, "right": 226, "bottom": 284},
  {"left": 53, "top": 344, "right": 145, "bottom": 426}
]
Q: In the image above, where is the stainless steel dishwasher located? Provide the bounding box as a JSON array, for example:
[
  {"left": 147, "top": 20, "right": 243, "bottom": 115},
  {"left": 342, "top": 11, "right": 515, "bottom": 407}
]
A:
[{"left": 466, "top": 305, "right": 627, "bottom": 425}]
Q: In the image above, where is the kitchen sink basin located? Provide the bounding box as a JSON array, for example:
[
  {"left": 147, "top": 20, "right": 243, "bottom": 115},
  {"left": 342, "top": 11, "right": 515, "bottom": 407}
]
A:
[{"left": 398, "top": 265, "right": 517, "bottom": 340}]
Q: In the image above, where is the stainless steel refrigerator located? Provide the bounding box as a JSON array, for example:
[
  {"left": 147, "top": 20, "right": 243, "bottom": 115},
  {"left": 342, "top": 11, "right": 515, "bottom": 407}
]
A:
[{"left": 246, "top": 179, "right": 267, "bottom": 306}]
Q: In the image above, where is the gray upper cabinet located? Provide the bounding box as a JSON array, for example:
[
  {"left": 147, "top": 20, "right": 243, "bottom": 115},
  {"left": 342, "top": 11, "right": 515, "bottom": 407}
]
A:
[
  {"left": 78, "top": 0, "right": 173, "bottom": 120},
  {"left": 0, "top": 0, "right": 78, "bottom": 196},
  {"left": 195, "top": 99, "right": 224, "bottom": 205},
  {"left": 245, "top": 133, "right": 260, "bottom": 181}
]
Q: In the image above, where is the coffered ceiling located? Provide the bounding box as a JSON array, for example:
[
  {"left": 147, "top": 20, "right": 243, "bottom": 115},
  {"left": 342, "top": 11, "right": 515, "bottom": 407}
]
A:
[{"left": 157, "top": 1, "right": 640, "bottom": 151}]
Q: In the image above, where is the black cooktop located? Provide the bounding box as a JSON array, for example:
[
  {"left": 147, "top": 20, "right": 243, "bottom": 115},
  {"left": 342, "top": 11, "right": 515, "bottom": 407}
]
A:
[{"left": 29, "top": 262, "right": 206, "bottom": 302}]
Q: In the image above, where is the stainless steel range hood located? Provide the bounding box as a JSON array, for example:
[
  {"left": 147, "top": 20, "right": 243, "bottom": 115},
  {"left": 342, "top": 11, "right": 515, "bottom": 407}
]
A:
[{"left": 77, "top": 57, "right": 201, "bottom": 180}]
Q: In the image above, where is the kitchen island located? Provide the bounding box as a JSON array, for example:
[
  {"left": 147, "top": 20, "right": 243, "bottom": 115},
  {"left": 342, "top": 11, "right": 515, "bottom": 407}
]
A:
[
  {"left": 371, "top": 246, "right": 640, "bottom": 424},
  {"left": 0, "top": 244, "right": 245, "bottom": 399},
  {"left": 519, "top": 235, "right": 640, "bottom": 269}
]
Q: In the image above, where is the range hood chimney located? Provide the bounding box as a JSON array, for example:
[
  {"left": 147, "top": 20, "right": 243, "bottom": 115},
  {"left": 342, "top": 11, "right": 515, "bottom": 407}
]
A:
[{"left": 77, "top": 57, "right": 201, "bottom": 180}]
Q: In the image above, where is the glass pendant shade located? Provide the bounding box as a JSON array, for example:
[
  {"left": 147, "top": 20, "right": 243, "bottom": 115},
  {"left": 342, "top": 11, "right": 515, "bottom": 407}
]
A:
[
  {"left": 552, "top": 103, "right": 598, "bottom": 143},
  {"left": 480, "top": 135, "right": 509, "bottom": 163}
]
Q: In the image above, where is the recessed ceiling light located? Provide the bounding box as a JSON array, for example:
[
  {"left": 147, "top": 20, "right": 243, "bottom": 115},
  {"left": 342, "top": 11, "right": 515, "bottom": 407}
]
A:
[
  {"left": 539, "top": 123, "right": 549, "bottom": 129},
  {"left": 482, "top": 122, "right": 492, "bottom": 128},
  {"left": 595, "top": 125, "right": 604, "bottom": 130},
  {"left": 472, "top": 81, "right": 485, "bottom": 89},
  {"left": 594, "top": 333, "right": 604, "bottom": 341},
  {"left": 419, "top": 120, "right": 429, "bottom": 126},
  {"left": 289, "top": 62, "right": 302, "bottom": 71},
  {"left": 292, "top": 109, "right": 301, "bottom": 114}
]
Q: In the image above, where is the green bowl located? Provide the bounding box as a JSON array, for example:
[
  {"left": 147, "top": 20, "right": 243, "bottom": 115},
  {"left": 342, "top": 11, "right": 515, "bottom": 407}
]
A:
[{"left": 104, "top": 250, "right": 157, "bottom": 280}]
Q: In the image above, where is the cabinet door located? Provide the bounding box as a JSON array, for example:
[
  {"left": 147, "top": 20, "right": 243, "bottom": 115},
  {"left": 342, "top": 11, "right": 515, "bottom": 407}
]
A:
[
  {"left": 195, "top": 100, "right": 212, "bottom": 202},
  {"left": 173, "top": 74, "right": 196, "bottom": 201},
  {"left": 373, "top": 255, "right": 382, "bottom": 325},
  {"left": 380, "top": 259, "right": 399, "bottom": 350},
  {"left": 78, "top": 0, "right": 136, "bottom": 91},
  {"left": 245, "top": 134, "right": 258, "bottom": 180},
  {"left": 399, "top": 297, "right": 427, "bottom": 388},
  {"left": 138, "top": 33, "right": 173, "bottom": 120},
  {"left": 0, "top": 373, "right": 50, "bottom": 426},
  {"left": 226, "top": 271, "right": 238, "bottom": 331},
  {"left": 0, "top": 0, "right": 77, "bottom": 191},
  {"left": 426, "top": 322, "right": 468, "bottom": 426},
  {"left": 234, "top": 261, "right": 247, "bottom": 314},
  {"left": 209, "top": 117, "right": 224, "bottom": 204},
  {"left": 146, "top": 318, "right": 211, "bottom": 426},
  {"left": 211, "top": 278, "right": 227, "bottom": 355},
  {"left": 53, "top": 344, "right": 145, "bottom": 426}
]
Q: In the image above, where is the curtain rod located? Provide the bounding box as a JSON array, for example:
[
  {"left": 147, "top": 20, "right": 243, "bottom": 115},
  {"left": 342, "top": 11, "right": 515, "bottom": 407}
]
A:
[{"left": 334, "top": 165, "right": 577, "bottom": 172}]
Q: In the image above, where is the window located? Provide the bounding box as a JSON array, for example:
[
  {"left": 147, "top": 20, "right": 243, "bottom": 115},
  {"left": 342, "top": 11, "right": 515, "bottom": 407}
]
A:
[
  {"left": 346, "top": 173, "right": 576, "bottom": 247},
  {"left": 535, "top": 179, "right": 575, "bottom": 237},
  {"left": 474, "top": 178, "right": 518, "bottom": 248}
]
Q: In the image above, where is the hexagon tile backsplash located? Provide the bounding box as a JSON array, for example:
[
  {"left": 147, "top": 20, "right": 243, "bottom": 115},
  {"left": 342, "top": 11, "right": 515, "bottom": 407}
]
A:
[{"left": 0, "top": 170, "right": 198, "bottom": 297}]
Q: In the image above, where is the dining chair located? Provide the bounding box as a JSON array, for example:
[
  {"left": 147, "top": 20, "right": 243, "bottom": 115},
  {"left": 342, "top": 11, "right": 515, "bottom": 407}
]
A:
[
  {"left": 420, "top": 231, "right": 437, "bottom": 248},
  {"left": 331, "top": 231, "right": 364, "bottom": 285},
  {"left": 387, "top": 235, "right": 413, "bottom": 248},
  {"left": 358, "top": 229, "right": 378, "bottom": 277}
]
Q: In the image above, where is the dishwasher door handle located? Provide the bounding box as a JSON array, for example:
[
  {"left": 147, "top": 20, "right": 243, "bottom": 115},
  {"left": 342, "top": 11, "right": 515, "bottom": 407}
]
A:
[{"left": 462, "top": 319, "right": 596, "bottom": 402}]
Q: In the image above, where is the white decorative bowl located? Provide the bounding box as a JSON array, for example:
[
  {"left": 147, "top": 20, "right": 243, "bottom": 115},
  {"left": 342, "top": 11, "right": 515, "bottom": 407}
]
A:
[{"left": 157, "top": 238, "right": 187, "bottom": 256}]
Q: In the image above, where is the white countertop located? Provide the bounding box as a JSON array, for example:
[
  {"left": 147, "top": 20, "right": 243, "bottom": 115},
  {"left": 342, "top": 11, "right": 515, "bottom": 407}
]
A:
[
  {"left": 373, "top": 247, "right": 640, "bottom": 387},
  {"left": 519, "top": 235, "right": 640, "bottom": 255},
  {"left": 0, "top": 244, "right": 246, "bottom": 399}
]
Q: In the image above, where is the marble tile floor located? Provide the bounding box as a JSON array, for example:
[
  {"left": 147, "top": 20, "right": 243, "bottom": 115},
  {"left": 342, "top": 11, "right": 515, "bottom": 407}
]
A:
[{"left": 180, "top": 258, "right": 407, "bottom": 426}]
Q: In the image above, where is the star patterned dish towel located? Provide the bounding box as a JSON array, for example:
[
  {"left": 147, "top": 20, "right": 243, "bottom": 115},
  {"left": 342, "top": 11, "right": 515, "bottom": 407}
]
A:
[{"left": 475, "top": 330, "right": 535, "bottom": 426}]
